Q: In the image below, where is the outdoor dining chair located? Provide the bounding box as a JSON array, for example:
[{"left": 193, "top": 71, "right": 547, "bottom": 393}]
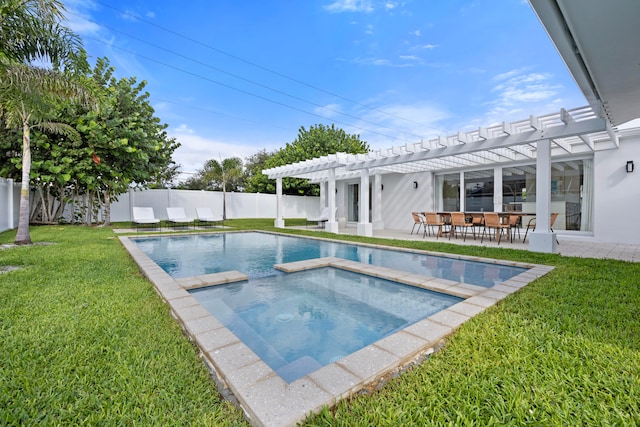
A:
[
  {"left": 423, "top": 212, "right": 445, "bottom": 238},
  {"left": 481, "top": 212, "right": 512, "bottom": 244},
  {"left": 509, "top": 214, "right": 522, "bottom": 240},
  {"left": 449, "top": 212, "right": 476, "bottom": 241},
  {"left": 410, "top": 212, "right": 426, "bottom": 235},
  {"left": 523, "top": 212, "right": 559, "bottom": 244}
]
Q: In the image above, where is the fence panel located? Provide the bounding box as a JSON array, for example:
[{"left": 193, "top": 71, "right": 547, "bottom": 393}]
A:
[
  {"left": 110, "top": 189, "right": 318, "bottom": 222},
  {"left": 0, "top": 178, "right": 20, "bottom": 233},
  {"left": 0, "top": 183, "right": 320, "bottom": 228}
]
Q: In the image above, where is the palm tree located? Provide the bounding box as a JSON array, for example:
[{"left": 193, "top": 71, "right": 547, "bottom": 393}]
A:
[
  {"left": 202, "top": 157, "right": 244, "bottom": 220},
  {"left": 0, "top": 0, "right": 90, "bottom": 244}
]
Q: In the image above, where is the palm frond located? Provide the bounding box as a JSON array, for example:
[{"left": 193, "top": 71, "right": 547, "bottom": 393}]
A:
[
  {"left": 34, "top": 121, "right": 81, "bottom": 143},
  {"left": 0, "top": 0, "right": 86, "bottom": 71},
  {"left": 0, "top": 61, "right": 95, "bottom": 128}
]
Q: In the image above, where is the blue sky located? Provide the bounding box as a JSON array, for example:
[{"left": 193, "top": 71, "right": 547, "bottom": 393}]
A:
[{"left": 64, "top": 0, "right": 587, "bottom": 179}]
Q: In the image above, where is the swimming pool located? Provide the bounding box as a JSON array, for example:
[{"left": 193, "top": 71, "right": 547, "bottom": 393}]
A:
[
  {"left": 190, "top": 266, "right": 462, "bottom": 382},
  {"left": 121, "top": 231, "right": 550, "bottom": 426},
  {"left": 133, "top": 231, "right": 526, "bottom": 286}
]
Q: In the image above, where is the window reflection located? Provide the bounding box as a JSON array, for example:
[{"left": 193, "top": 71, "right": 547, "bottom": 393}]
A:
[
  {"left": 464, "top": 170, "right": 494, "bottom": 212},
  {"left": 435, "top": 159, "right": 593, "bottom": 231}
]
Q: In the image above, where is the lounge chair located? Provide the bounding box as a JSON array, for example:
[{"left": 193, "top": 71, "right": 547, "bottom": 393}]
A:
[
  {"left": 306, "top": 206, "right": 332, "bottom": 228},
  {"left": 166, "top": 207, "right": 194, "bottom": 229},
  {"left": 132, "top": 207, "right": 160, "bottom": 231},
  {"left": 195, "top": 207, "right": 223, "bottom": 228}
]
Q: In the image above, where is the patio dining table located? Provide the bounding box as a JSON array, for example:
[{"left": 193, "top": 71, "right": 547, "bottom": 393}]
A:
[{"left": 435, "top": 211, "right": 537, "bottom": 242}]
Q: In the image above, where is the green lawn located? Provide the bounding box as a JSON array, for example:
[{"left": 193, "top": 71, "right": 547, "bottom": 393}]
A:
[{"left": 1, "top": 223, "right": 639, "bottom": 426}]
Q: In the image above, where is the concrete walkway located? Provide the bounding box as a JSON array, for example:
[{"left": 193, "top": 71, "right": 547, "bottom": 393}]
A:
[{"left": 315, "top": 227, "right": 640, "bottom": 263}]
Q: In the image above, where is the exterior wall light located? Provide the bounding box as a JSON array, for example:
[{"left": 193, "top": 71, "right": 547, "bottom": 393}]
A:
[
  {"left": 413, "top": 181, "right": 418, "bottom": 189},
  {"left": 626, "top": 160, "right": 634, "bottom": 173}
]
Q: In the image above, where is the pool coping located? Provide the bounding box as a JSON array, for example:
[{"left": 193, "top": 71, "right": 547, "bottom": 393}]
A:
[{"left": 119, "top": 231, "right": 554, "bottom": 427}]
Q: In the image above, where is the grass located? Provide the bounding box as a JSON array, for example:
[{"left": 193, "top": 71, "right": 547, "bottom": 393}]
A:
[{"left": 2, "top": 222, "right": 639, "bottom": 426}]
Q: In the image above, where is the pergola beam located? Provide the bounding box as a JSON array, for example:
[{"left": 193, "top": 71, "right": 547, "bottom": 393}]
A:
[{"left": 346, "top": 116, "right": 606, "bottom": 171}]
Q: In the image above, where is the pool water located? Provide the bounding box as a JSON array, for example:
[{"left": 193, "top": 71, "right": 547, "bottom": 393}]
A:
[
  {"left": 190, "top": 267, "right": 462, "bottom": 382},
  {"left": 132, "top": 231, "right": 528, "bottom": 382},
  {"left": 133, "top": 232, "right": 526, "bottom": 287}
]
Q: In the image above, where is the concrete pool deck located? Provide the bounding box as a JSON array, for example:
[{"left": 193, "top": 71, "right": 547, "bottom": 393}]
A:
[{"left": 119, "top": 232, "right": 553, "bottom": 427}]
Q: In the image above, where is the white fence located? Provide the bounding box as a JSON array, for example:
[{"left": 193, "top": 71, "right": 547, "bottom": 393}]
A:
[
  {"left": 0, "top": 178, "right": 20, "bottom": 233},
  {"left": 109, "top": 188, "right": 318, "bottom": 222},
  {"left": 0, "top": 183, "right": 319, "bottom": 232}
]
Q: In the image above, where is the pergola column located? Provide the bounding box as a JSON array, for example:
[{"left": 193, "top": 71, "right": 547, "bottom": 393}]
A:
[
  {"left": 529, "top": 139, "right": 558, "bottom": 253},
  {"left": 494, "top": 165, "right": 503, "bottom": 212},
  {"left": 372, "top": 173, "right": 384, "bottom": 230},
  {"left": 319, "top": 180, "right": 327, "bottom": 209},
  {"left": 274, "top": 177, "right": 285, "bottom": 228},
  {"left": 325, "top": 168, "right": 339, "bottom": 233},
  {"left": 357, "top": 168, "right": 372, "bottom": 237}
]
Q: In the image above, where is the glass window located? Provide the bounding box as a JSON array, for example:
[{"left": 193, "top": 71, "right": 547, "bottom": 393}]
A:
[
  {"left": 464, "top": 170, "right": 493, "bottom": 212},
  {"left": 551, "top": 159, "right": 591, "bottom": 231},
  {"left": 501, "top": 159, "right": 592, "bottom": 231},
  {"left": 502, "top": 166, "right": 536, "bottom": 211},
  {"left": 436, "top": 173, "right": 460, "bottom": 211},
  {"left": 436, "top": 159, "right": 592, "bottom": 231}
]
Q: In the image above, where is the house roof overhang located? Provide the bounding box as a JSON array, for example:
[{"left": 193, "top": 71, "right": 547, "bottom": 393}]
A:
[{"left": 530, "top": 0, "right": 640, "bottom": 127}]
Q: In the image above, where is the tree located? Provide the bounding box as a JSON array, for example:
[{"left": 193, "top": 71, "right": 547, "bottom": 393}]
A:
[
  {"left": 246, "top": 124, "right": 370, "bottom": 195},
  {"left": 0, "top": 0, "right": 86, "bottom": 69},
  {"left": 0, "top": 57, "right": 179, "bottom": 227},
  {"left": 74, "top": 58, "right": 179, "bottom": 225},
  {"left": 149, "top": 163, "right": 182, "bottom": 189},
  {"left": 243, "top": 149, "right": 276, "bottom": 193},
  {"left": 0, "top": 0, "right": 89, "bottom": 244},
  {"left": 201, "top": 157, "right": 243, "bottom": 220}
]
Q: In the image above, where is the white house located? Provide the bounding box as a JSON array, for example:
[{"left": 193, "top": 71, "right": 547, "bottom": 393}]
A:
[{"left": 264, "top": 0, "right": 640, "bottom": 253}]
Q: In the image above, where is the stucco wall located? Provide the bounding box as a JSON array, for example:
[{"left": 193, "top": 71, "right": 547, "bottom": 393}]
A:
[
  {"left": 593, "top": 134, "right": 640, "bottom": 243},
  {"left": 380, "top": 172, "right": 434, "bottom": 231}
]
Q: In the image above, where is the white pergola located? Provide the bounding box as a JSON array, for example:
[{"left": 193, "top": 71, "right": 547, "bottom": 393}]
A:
[
  {"left": 265, "top": 106, "right": 623, "bottom": 251},
  {"left": 264, "top": 0, "right": 640, "bottom": 253}
]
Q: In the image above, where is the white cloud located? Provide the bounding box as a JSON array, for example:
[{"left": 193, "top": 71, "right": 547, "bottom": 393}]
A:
[
  {"left": 64, "top": 1, "right": 101, "bottom": 35},
  {"left": 355, "top": 102, "right": 452, "bottom": 150},
  {"left": 121, "top": 9, "right": 139, "bottom": 21},
  {"left": 480, "top": 69, "right": 565, "bottom": 125},
  {"left": 491, "top": 70, "right": 560, "bottom": 105},
  {"left": 324, "top": 0, "right": 374, "bottom": 13},
  {"left": 314, "top": 103, "right": 343, "bottom": 118},
  {"left": 169, "top": 126, "right": 273, "bottom": 178},
  {"left": 353, "top": 56, "right": 417, "bottom": 67}
]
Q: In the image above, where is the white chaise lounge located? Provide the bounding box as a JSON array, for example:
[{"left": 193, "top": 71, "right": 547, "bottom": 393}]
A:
[
  {"left": 306, "top": 206, "right": 333, "bottom": 228},
  {"left": 196, "top": 207, "right": 223, "bottom": 228},
  {"left": 166, "top": 207, "right": 194, "bottom": 229},
  {"left": 132, "top": 207, "right": 161, "bottom": 231}
]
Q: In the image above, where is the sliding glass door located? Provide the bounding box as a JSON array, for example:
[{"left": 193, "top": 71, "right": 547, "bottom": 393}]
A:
[{"left": 435, "top": 158, "right": 593, "bottom": 231}]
